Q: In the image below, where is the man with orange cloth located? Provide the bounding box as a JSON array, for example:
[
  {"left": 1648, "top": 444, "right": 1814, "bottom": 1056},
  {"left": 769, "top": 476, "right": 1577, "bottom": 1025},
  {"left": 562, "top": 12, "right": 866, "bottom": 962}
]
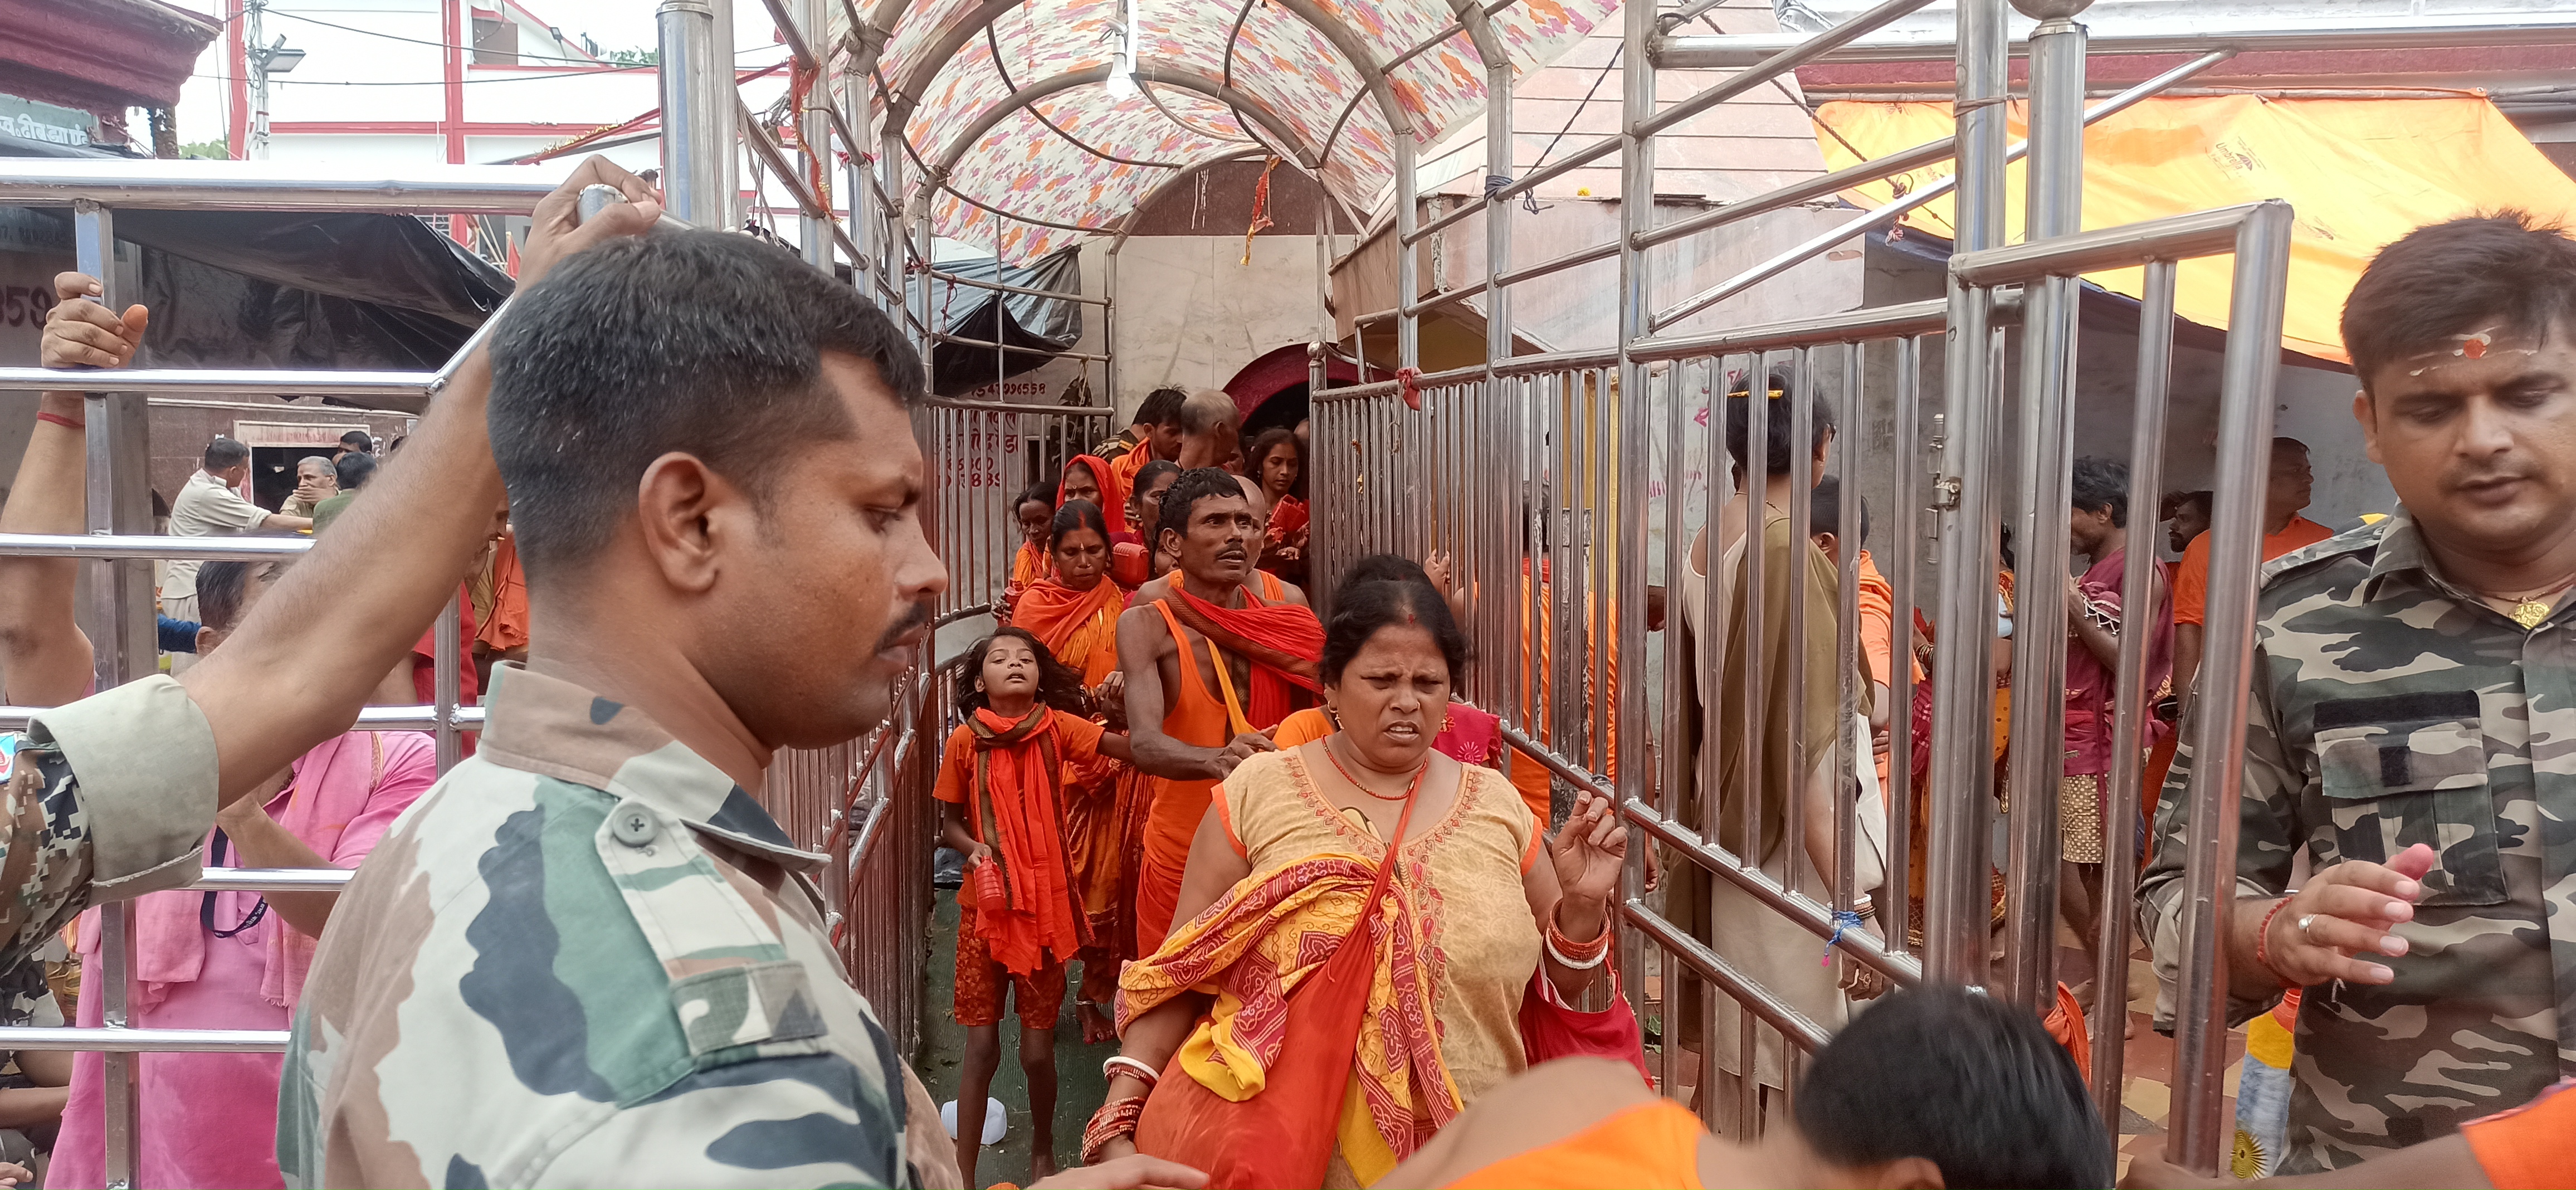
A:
[{"left": 1115, "top": 467, "right": 1320, "bottom": 950}]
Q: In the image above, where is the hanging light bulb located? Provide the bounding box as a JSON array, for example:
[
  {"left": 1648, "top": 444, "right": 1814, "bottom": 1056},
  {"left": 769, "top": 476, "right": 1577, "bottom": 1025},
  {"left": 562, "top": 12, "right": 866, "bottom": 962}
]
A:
[{"left": 1105, "top": 0, "right": 1140, "bottom": 100}]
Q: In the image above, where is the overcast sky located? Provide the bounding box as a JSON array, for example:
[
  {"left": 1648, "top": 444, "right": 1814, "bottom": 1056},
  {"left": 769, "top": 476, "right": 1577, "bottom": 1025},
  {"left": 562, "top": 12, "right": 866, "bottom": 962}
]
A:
[{"left": 156, "top": 1, "right": 783, "bottom": 147}]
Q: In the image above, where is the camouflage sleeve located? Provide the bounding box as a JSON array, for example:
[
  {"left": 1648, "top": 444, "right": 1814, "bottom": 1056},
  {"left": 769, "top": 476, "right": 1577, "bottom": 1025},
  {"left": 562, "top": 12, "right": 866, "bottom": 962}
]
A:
[
  {"left": 528, "top": 1052, "right": 909, "bottom": 1188},
  {"left": 2137, "top": 644, "right": 2300, "bottom": 1031},
  {"left": 0, "top": 677, "right": 221, "bottom": 993}
]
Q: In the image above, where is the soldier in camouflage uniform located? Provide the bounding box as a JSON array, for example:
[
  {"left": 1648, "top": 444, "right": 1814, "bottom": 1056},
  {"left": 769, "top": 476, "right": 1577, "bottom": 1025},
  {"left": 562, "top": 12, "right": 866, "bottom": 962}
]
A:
[{"left": 2139, "top": 212, "right": 2576, "bottom": 1173}]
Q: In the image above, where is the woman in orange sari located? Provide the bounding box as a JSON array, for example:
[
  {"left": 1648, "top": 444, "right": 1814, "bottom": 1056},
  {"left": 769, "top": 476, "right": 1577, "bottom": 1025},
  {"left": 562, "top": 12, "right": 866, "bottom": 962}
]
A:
[
  {"left": 1249, "top": 427, "right": 1307, "bottom": 587},
  {"left": 1089, "top": 576, "right": 1628, "bottom": 1187},
  {"left": 1014, "top": 499, "right": 1139, "bottom": 1042},
  {"left": 1001, "top": 482, "right": 1055, "bottom": 622}
]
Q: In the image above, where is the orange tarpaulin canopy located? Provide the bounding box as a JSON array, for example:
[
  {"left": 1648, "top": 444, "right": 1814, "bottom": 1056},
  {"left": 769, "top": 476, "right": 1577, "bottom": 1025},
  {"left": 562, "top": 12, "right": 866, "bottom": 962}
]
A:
[{"left": 1813, "top": 96, "right": 2576, "bottom": 363}]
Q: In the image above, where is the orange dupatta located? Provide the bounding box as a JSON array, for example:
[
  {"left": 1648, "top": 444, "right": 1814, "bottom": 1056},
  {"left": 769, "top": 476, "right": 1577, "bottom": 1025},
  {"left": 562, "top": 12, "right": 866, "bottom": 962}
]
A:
[
  {"left": 1060, "top": 454, "right": 1129, "bottom": 521},
  {"left": 965, "top": 706, "right": 1089, "bottom": 974},
  {"left": 1167, "top": 584, "right": 1323, "bottom": 730},
  {"left": 1016, "top": 575, "right": 1129, "bottom": 684}
]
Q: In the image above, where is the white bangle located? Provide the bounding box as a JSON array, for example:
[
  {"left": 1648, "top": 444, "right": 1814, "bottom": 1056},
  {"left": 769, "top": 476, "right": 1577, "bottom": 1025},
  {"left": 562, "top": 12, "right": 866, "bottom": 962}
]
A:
[
  {"left": 1102, "top": 1055, "right": 1160, "bottom": 1087},
  {"left": 1544, "top": 932, "right": 1611, "bottom": 970}
]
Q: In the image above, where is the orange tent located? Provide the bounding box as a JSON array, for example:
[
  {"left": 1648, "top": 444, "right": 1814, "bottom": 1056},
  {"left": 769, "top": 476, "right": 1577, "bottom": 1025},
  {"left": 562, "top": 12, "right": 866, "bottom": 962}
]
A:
[{"left": 1812, "top": 95, "right": 2576, "bottom": 363}]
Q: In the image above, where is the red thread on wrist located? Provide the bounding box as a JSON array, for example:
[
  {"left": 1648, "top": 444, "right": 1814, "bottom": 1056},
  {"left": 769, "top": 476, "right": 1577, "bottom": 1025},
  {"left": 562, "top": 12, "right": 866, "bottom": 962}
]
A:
[
  {"left": 36, "top": 411, "right": 84, "bottom": 431},
  {"left": 2253, "top": 896, "right": 2300, "bottom": 988}
]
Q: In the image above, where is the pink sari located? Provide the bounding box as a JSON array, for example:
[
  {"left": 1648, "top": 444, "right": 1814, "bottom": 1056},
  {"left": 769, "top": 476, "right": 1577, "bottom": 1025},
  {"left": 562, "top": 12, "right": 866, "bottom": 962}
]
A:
[{"left": 50, "top": 731, "right": 436, "bottom": 1190}]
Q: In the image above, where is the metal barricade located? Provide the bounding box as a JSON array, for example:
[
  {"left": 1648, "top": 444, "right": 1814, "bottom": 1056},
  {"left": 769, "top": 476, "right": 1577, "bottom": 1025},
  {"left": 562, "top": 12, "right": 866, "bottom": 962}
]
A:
[
  {"left": 919, "top": 399, "right": 1121, "bottom": 621},
  {"left": 1303, "top": 0, "right": 2314, "bottom": 1169}
]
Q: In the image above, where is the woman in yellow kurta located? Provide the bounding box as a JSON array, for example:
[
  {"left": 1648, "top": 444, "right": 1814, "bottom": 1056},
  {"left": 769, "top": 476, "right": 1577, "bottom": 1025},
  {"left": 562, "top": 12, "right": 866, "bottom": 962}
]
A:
[{"left": 1091, "top": 560, "right": 1629, "bottom": 1187}]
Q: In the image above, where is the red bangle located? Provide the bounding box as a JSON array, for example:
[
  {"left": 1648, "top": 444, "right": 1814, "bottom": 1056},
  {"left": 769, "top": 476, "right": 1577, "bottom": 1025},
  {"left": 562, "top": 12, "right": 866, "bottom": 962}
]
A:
[
  {"left": 2253, "top": 896, "right": 2300, "bottom": 988},
  {"left": 36, "top": 411, "right": 83, "bottom": 431},
  {"left": 1546, "top": 901, "right": 1612, "bottom": 962},
  {"left": 1081, "top": 1096, "right": 1148, "bottom": 1165}
]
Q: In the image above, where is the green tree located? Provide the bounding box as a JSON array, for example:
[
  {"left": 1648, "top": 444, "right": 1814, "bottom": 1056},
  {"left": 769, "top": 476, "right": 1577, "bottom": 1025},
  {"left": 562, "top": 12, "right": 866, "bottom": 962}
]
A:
[
  {"left": 178, "top": 139, "right": 231, "bottom": 160},
  {"left": 602, "top": 47, "right": 658, "bottom": 66}
]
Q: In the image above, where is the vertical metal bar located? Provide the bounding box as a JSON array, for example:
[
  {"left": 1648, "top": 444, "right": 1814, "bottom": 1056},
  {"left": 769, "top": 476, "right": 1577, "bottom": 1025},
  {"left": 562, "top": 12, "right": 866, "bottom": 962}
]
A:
[
  {"left": 797, "top": 0, "right": 833, "bottom": 270},
  {"left": 2090, "top": 258, "right": 2175, "bottom": 1121},
  {"left": 433, "top": 594, "right": 462, "bottom": 772},
  {"left": 1742, "top": 356, "right": 1769, "bottom": 875},
  {"left": 1483, "top": 47, "right": 1514, "bottom": 711},
  {"left": 1105, "top": 251, "right": 1120, "bottom": 414},
  {"left": 2171, "top": 202, "right": 2294, "bottom": 1174},
  {"left": 1785, "top": 349, "right": 1812, "bottom": 893},
  {"left": 1395, "top": 123, "right": 1420, "bottom": 372},
  {"left": 1832, "top": 344, "right": 1862, "bottom": 921},
  {"left": 657, "top": 0, "right": 732, "bottom": 227},
  {"left": 2001, "top": 3, "right": 2091, "bottom": 1012},
  {"left": 1887, "top": 335, "right": 1923, "bottom": 953},
  {"left": 74, "top": 201, "right": 146, "bottom": 1190},
  {"left": 1924, "top": 0, "right": 2008, "bottom": 988}
]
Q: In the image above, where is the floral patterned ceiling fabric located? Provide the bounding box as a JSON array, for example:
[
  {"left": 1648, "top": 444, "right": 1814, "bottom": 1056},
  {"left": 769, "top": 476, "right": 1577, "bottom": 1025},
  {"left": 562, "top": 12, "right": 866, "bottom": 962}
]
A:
[{"left": 833, "top": 0, "right": 1619, "bottom": 259}]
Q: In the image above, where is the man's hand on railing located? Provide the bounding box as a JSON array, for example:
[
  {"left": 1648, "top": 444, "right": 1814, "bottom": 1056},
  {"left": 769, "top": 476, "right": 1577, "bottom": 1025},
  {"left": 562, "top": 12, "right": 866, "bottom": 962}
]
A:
[
  {"left": 40, "top": 273, "right": 145, "bottom": 369},
  {"left": 518, "top": 155, "right": 660, "bottom": 289}
]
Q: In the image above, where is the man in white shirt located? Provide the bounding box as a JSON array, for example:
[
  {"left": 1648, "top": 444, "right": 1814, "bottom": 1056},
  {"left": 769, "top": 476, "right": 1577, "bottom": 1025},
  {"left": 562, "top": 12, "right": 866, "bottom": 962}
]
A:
[{"left": 165, "top": 437, "right": 308, "bottom": 670}]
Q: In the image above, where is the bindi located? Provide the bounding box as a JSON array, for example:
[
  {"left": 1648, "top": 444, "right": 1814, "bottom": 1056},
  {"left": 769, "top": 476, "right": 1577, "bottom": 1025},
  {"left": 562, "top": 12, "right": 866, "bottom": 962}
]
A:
[{"left": 2404, "top": 325, "right": 2541, "bottom": 376}]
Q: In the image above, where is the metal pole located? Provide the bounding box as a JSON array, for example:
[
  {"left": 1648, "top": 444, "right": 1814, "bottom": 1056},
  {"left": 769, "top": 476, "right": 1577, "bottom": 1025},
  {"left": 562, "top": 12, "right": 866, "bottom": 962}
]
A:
[
  {"left": 2091, "top": 258, "right": 2176, "bottom": 1121},
  {"left": 1923, "top": 0, "right": 2007, "bottom": 988},
  {"left": 2170, "top": 201, "right": 2294, "bottom": 1176},
  {"left": 1394, "top": 120, "right": 1419, "bottom": 371},
  {"left": 72, "top": 198, "right": 149, "bottom": 1190},
  {"left": 798, "top": 0, "right": 833, "bottom": 270},
  {"left": 1999, "top": 0, "right": 2091, "bottom": 1012},
  {"left": 433, "top": 595, "right": 462, "bottom": 772},
  {"left": 657, "top": 0, "right": 733, "bottom": 227},
  {"left": 1887, "top": 335, "right": 1922, "bottom": 953},
  {"left": 248, "top": 0, "right": 272, "bottom": 160}
]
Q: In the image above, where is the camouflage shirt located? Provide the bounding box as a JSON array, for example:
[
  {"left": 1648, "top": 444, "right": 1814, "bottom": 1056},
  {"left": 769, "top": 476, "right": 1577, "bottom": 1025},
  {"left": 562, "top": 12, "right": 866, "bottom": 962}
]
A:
[
  {"left": 0, "top": 677, "right": 229, "bottom": 986},
  {"left": 2140, "top": 509, "right": 2574, "bottom": 1173},
  {"left": 279, "top": 664, "right": 959, "bottom": 1188}
]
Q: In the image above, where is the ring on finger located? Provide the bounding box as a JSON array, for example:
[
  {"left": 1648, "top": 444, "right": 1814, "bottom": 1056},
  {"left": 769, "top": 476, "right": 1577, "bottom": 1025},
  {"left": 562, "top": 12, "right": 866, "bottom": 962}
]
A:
[{"left": 2296, "top": 913, "right": 2318, "bottom": 937}]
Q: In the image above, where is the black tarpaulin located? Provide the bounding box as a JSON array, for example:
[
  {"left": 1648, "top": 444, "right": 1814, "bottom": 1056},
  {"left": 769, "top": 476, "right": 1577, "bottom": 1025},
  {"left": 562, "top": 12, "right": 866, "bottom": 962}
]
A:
[{"left": 905, "top": 246, "right": 1084, "bottom": 398}]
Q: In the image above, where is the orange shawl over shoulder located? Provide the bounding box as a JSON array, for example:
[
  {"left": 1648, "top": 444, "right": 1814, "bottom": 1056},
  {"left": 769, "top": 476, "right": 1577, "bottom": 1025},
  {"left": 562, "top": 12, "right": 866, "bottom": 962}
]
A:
[
  {"left": 1119, "top": 852, "right": 1460, "bottom": 1179},
  {"left": 965, "top": 706, "right": 1089, "bottom": 974},
  {"left": 1016, "top": 575, "right": 1129, "bottom": 685},
  {"left": 1168, "top": 583, "right": 1323, "bottom": 729}
]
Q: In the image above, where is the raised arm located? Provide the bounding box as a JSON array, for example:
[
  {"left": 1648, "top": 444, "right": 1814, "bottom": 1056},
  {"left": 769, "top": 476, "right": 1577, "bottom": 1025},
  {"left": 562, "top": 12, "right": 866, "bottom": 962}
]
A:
[
  {"left": 0, "top": 278, "right": 145, "bottom": 706},
  {"left": 180, "top": 156, "right": 660, "bottom": 803},
  {"left": 1116, "top": 604, "right": 1228, "bottom": 781}
]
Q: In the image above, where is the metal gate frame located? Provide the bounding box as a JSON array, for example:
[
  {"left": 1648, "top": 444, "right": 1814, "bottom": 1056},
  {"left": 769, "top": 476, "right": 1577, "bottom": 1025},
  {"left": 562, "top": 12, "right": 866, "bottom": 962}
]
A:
[{"left": 1302, "top": 0, "right": 2548, "bottom": 1173}]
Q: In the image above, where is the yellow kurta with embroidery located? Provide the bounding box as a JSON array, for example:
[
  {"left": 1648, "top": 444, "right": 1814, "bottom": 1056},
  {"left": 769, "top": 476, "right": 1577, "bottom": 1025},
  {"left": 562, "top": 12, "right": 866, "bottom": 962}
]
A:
[{"left": 1213, "top": 746, "right": 1541, "bottom": 1184}]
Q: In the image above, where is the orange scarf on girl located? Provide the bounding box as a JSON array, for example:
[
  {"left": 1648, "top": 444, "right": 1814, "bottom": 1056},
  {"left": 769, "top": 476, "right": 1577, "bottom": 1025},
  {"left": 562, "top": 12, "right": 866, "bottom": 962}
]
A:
[{"left": 966, "top": 706, "right": 1089, "bottom": 975}]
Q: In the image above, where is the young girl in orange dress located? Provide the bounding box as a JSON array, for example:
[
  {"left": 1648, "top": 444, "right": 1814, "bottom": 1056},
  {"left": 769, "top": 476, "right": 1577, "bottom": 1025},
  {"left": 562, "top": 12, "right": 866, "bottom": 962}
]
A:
[
  {"left": 1011, "top": 499, "right": 1141, "bottom": 1043},
  {"left": 934, "top": 627, "right": 1134, "bottom": 1186}
]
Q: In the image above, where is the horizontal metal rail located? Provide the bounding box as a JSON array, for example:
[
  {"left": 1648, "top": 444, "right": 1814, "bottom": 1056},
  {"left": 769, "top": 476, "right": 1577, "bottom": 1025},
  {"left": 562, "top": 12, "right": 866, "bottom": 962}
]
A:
[
  {"left": 0, "top": 533, "right": 312, "bottom": 560},
  {"left": 191, "top": 867, "right": 356, "bottom": 891},
  {"left": 1655, "top": 11, "right": 2576, "bottom": 69},
  {"left": 1404, "top": 238, "right": 1619, "bottom": 318},
  {"left": 0, "top": 368, "right": 437, "bottom": 400},
  {"left": 1645, "top": 48, "right": 2228, "bottom": 331},
  {"left": 923, "top": 267, "right": 1110, "bottom": 306},
  {"left": 0, "top": 704, "right": 483, "bottom": 733},
  {"left": 1621, "top": 897, "right": 1833, "bottom": 1051},
  {"left": 1952, "top": 201, "right": 2271, "bottom": 284},
  {"left": 925, "top": 330, "right": 1111, "bottom": 362},
  {"left": 1630, "top": 298, "right": 1948, "bottom": 360},
  {"left": 1624, "top": 798, "right": 1923, "bottom": 986},
  {"left": 1402, "top": 0, "right": 1936, "bottom": 246},
  {"left": 0, "top": 160, "right": 563, "bottom": 214},
  {"left": 0, "top": 1028, "right": 290, "bottom": 1054},
  {"left": 919, "top": 397, "right": 1119, "bottom": 416},
  {"left": 352, "top": 705, "right": 489, "bottom": 732},
  {"left": 1313, "top": 342, "right": 1624, "bottom": 401},
  {"left": 1496, "top": 720, "right": 1609, "bottom": 799}
]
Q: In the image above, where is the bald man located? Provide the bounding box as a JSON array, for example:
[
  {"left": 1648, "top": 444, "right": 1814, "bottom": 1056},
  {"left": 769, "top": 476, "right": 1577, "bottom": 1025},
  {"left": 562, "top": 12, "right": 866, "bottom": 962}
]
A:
[{"left": 1176, "top": 389, "right": 1242, "bottom": 471}]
